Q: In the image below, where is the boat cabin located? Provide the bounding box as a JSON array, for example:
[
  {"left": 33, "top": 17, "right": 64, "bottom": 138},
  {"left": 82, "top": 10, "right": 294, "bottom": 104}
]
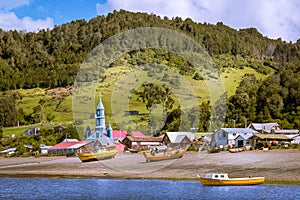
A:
[{"left": 204, "top": 173, "right": 229, "bottom": 180}]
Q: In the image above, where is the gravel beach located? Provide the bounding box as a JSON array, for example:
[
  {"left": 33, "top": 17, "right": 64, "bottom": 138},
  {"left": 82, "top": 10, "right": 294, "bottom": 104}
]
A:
[{"left": 0, "top": 150, "right": 299, "bottom": 182}]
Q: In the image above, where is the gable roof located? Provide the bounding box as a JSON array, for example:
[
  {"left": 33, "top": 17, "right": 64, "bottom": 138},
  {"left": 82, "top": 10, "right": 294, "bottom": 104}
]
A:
[
  {"left": 96, "top": 134, "right": 114, "bottom": 145},
  {"left": 165, "top": 132, "right": 194, "bottom": 143},
  {"left": 131, "top": 131, "right": 145, "bottom": 137},
  {"left": 112, "top": 130, "right": 127, "bottom": 139},
  {"left": 49, "top": 140, "right": 90, "bottom": 150},
  {"left": 248, "top": 123, "right": 280, "bottom": 132},
  {"left": 234, "top": 134, "right": 253, "bottom": 140}
]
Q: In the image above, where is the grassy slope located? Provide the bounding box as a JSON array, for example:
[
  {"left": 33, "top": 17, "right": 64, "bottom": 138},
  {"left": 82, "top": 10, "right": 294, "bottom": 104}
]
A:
[
  {"left": 2, "top": 66, "right": 270, "bottom": 136},
  {"left": 221, "top": 67, "right": 270, "bottom": 97}
]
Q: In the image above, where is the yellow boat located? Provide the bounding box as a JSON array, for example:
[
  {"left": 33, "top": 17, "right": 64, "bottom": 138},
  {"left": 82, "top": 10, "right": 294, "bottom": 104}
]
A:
[
  {"left": 143, "top": 146, "right": 188, "bottom": 162},
  {"left": 198, "top": 173, "right": 265, "bottom": 186},
  {"left": 78, "top": 147, "right": 117, "bottom": 162}
]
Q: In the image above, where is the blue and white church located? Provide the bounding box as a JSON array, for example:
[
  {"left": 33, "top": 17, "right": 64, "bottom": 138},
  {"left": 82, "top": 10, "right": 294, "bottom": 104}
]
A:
[{"left": 85, "top": 94, "right": 113, "bottom": 141}]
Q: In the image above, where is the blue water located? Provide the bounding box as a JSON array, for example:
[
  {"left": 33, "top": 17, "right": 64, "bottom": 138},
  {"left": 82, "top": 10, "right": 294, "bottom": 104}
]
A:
[{"left": 0, "top": 178, "right": 299, "bottom": 200}]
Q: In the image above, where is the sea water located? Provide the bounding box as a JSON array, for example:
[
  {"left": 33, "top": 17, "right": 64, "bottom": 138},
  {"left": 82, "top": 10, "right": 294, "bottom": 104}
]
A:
[{"left": 0, "top": 178, "right": 299, "bottom": 200}]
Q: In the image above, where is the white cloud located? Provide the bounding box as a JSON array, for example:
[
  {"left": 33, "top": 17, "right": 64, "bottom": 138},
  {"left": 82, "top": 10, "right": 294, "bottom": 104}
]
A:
[
  {"left": 0, "top": 12, "right": 53, "bottom": 32},
  {"left": 97, "top": 0, "right": 300, "bottom": 42},
  {"left": 0, "top": 0, "right": 30, "bottom": 11},
  {"left": 0, "top": 0, "right": 53, "bottom": 32}
]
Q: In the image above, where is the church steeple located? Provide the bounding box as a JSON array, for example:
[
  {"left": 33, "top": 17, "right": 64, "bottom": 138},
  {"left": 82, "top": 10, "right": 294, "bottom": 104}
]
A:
[
  {"left": 107, "top": 122, "right": 113, "bottom": 138},
  {"left": 95, "top": 93, "right": 106, "bottom": 133}
]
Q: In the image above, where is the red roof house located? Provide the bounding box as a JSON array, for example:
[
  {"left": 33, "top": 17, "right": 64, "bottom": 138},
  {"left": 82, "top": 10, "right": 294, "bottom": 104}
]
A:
[{"left": 48, "top": 139, "right": 90, "bottom": 155}]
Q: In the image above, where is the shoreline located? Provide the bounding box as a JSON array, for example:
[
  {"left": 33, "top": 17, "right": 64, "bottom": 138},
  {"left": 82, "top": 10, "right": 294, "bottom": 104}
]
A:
[
  {"left": 1, "top": 173, "right": 299, "bottom": 185},
  {"left": 1, "top": 150, "right": 299, "bottom": 185}
]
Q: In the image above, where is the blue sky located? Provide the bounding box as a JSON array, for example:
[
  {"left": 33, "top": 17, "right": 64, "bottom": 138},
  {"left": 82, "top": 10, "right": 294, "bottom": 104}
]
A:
[{"left": 0, "top": 0, "right": 299, "bottom": 42}]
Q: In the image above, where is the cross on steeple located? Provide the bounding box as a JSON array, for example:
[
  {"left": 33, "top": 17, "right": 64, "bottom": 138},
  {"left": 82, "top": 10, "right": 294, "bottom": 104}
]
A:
[{"left": 99, "top": 93, "right": 103, "bottom": 101}]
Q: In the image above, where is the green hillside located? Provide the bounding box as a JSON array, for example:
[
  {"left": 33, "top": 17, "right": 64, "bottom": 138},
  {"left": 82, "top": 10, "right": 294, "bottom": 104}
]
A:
[{"left": 1, "top": 10, "right": 300, "bottom": 137}]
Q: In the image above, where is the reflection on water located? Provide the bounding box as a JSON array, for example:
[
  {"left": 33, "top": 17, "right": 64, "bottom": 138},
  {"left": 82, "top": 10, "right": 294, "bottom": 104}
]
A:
[{"left": 0, "top": 178, "right": 299, "bottom": 200}]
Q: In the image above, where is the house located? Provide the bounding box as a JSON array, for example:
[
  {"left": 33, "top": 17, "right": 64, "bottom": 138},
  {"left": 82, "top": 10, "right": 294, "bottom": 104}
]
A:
[
  {"left": 6, "top": 134, "right": 15, "bottom": 138},
  {"left": 24, "top": 127, "right": 40, "bottom": 136},
  {"left": 80, "top": 139, "right": 114, "bottom": 153},
  {"left": 48, "top": 139, "right": 90, "bottom": 155},
  {"left": 53, "top": 125, "right": 66, "bottom": 133},
  {"left": 286, "top": 134, "right": 300, "bottom": 144},
  {"left": 0, "top": 147, "right": 17, "bottom": 155},
  {"left": 248, "top": 123, "right": 281, "bottom": 133},
  {"left": 39, "top": 145, "right": 53, "bottom": 154},
  {"left": 124, "top": 110, "right": 139, "bottom": 116},
  {"left": 111, "top": 130, "right": 127, "bottom": 142},
  {"left": 122, "top": 136, "right": 163, "bottom": 151},
  {"left": 162, "top": 132, "right": 194, "bottom": 148},
  {"left": 233, "top": 134, "right": 252, "bottom": 148},
  {"left": 212, "top": 128, "right": 258, "bottom": 148},
  {"left": 23, "top": 144, "right": 33, "bottom": 153},
  {"left": 248, "top": 134, "right": 293, "bottom": 147}
]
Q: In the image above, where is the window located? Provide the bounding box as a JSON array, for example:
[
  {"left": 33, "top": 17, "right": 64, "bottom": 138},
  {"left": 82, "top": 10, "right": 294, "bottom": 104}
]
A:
[
  {"left": 233, "top": 133, "right": 236, "bottom": 137},
  {"left": 221, "top": 175, "right": 225, "bottom": 178},
  {"left": 215, "top": 175, "right": 218, "bottom": 178},
  {"left": 223, "top": 132, "right": 226, "bottom": 138}
]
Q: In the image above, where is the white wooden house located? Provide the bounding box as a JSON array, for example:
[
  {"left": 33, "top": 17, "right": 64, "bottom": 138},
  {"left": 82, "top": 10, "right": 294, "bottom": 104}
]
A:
[
  {"left": 212, "top": 128, "right": 257, "bottom": 148},
  {"left": 163, "top": 132, "right": 194, "bottom": 148}
]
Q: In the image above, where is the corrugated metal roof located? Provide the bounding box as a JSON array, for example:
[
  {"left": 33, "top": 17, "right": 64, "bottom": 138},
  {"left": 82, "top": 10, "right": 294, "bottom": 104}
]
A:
[
  {"left": 125, "top": 136, "right": 163, "bottom": 142},
  {"left": 112, "top": 130, "right": 127, "bottom": 139},
  {"left": 234, "top": 134, "right": 253, "bottom": 140},
  {"left": 131, "top": 131, "right": 145, "bottom": 137},
  {"left": 166, "top": 132, "right": 194, "bottom": 143},
  {"left": 49, "top": 141, "right": 89, "bottom": 150},
  {"left": 251, "top": 134, "right": 292, "bottom": 140},
  {"left": 274, "top": 130, "right": 299, "bottom": 134},
  {"left": 249, "top": 123, "right": 279, "bottom": 132},
  {"left": 220, "top": 128, "right": 258, "bottom": 134}
]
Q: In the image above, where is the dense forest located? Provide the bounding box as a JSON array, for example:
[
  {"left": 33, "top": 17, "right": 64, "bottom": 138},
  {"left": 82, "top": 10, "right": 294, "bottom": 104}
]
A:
[{"left": 0, "top": 9, "right": 300, "bottom": 130}]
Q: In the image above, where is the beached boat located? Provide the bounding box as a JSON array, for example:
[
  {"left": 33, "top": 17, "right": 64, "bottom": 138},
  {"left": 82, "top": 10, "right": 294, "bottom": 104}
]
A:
[
  {"left": 78, "top": 146, "right": 117, "bottom": 162},
  {"left": 198, "top": 173, "right": 265, "bottom": 186},
  {"left": 228, "top": 148, "right": 244, "bottom": 153},
  {"left": 143, "top": 146, "right": 188, "bottom": 162}
]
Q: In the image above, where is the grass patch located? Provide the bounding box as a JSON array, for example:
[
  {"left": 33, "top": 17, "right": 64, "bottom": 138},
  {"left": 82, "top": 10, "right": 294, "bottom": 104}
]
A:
[{"left": 221, "top": 67, "right": 271, "bottom": 97}]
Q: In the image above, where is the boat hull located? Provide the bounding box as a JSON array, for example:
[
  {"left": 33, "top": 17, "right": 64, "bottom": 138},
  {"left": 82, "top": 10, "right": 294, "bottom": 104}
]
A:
[
  {"left": 143, "top": 148, "right": 187, "bottom": 162},
  {"left": 199, "top": 177, "right": 265, "bottom": 186},
  {"left": 229, "top": 148, "right": 243, "bottom": 153},
  {"left": 78, "top": 149, "right": 117, "bottom": 162}
]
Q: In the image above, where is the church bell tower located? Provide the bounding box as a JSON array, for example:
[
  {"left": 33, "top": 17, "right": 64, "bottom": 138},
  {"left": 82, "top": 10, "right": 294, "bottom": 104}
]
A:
[{"left": 95, "top": 94, "right": 106, "bottom": 134}]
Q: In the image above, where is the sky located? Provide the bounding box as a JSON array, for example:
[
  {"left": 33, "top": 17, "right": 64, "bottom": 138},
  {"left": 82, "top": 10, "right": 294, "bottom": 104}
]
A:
[{"left": 0, "top": 0, "right": 299, "bottom": 42}]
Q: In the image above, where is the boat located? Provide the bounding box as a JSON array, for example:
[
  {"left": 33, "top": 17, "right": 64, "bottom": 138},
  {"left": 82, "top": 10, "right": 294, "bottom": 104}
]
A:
[
  {"left": 128, "top": 148, "right": 140, "bottom": 153},
  {"left": 78, "top": 146, "right": 117, "bottom": 162},
  {"left": 143, "top": 146, "right": 188, "bottom": 162},
  {"left": 228, "top": 148, "right": 244, "bottom": 153},
  {"left": 198, "top": 173, "right": 265, "bottom": 186}
]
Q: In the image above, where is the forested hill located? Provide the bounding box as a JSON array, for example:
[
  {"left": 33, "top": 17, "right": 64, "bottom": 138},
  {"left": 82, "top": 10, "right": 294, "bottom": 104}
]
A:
[
  {"left": 0, "top": 9, "right": 299, "bottom": 91},
  {"left": 0, "top": 10, "right": 300, "bottom": 129}
]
